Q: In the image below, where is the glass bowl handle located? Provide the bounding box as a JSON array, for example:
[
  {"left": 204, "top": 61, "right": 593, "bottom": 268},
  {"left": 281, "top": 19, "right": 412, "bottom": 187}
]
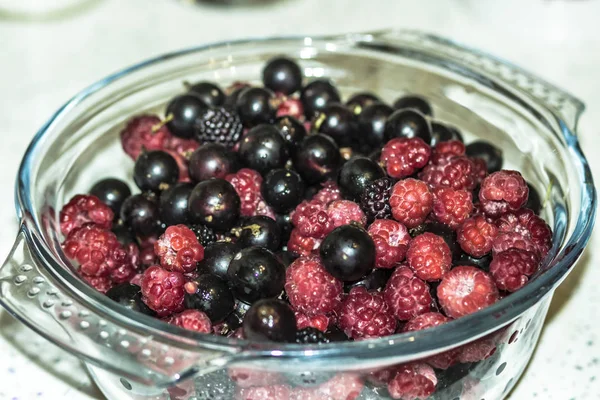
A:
[{"left": 355, "top": 29, "right": 585, "bottom": 133}]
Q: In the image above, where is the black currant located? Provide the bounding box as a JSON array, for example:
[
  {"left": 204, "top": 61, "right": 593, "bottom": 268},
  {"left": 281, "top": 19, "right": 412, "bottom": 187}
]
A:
[
  {"left": 312, "top": 104, "right": 359, "bottom": 148},
  {"left": 227, "top": 247, "right": 285, "bottom": 304},
  {"left": 188, "top": 143, "right": 239, "bottom": 182},
  {"left": 166, "top": 94, "right": 207, "bottom": 139},
  {"left": 90, "top": 178, "right": 131, "bottom": 217},
  {"left": 337, "top": 156, "right": 385, "bottom": 201},
  {"left": 243, "top": 299, "right": 296, "bottom": 342},
  {"left": 293, "top": 134, "right": 341, "bottom": 184},
  {"left": 261, "top": 169, "right": 305, "bottom": 214},
  {"left": 133, "top": 150, "right": 179, "bottom": 192},
  {"left": 358, "top": 102, "right": 394, "bottom": 150},
  {"left": 184, "top": 273, "right": 235, "bottom": 323},
  {"left": 300, "top": 79, "right": 341, "bottom": 119},
  {"left": 197, "top": 241, "right": 240, "bottom": 278},
  {"left": 385, "top": 109, "right": 432, "bottom": 144},
  {"left": 344, "top": 268, "right": 393, "bottom": 293},
  {"left": 320, "top": 225, "right": 375, "bottom": 282},
  {"left": 233, "top": 216, "right": 281, "bottom": 251},
  {"left": 465, "top": 140, "right": 503, "bottom": 173},
  {"left": 274, "top": 116, "right": 306, "bottom": 148},
  {"left": 187, "top": 81, "right": 225, "bottom": 108},
  {"left": 188, "top": 179, "right": 241, "bottom": 231},
  {"left": 236, "top": 87, "right": 276, "bottom": 127},
  {"left": 159, "top": 182, "right": 194, "bottom": 226},
  {"left": 262, "top": 57, "right": 303, "bottom": 95},
  {"left": 238, "top": 124, "right": 289, "bottom": 175},
  {"left": 106, "top": 283, "right": 156, "bottom": 316},
  {"left": 345, "top": 92, "right": 381, "bottom": 115},
  {"left": 431, "top": 122, "right": 464, "bottom": 145},
  {"left": 393, "top": 95, "right": 433, "bottom": 116},
  {"left": 120, "top": 194, "right": 162, "bottom": 237}
]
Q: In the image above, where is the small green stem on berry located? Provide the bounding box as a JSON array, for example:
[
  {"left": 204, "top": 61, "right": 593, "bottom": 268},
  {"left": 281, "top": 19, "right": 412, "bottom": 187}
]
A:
[
  {"left": 182, "top": 80, "right": 192, "bottom": 90},
  {"left": 152, "top": 114, "right": 173, "bottom": 133}
]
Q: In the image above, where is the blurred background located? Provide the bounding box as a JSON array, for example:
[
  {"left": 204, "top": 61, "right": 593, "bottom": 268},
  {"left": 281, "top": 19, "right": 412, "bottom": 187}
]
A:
[{"left": 0, "top": 0, "right": 598, "bottom": 399}]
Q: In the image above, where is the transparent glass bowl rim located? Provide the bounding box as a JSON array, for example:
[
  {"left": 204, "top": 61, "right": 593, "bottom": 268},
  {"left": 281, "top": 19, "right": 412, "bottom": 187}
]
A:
[{"left": 15, "top": 30, "right": 597, "bottom": 361}]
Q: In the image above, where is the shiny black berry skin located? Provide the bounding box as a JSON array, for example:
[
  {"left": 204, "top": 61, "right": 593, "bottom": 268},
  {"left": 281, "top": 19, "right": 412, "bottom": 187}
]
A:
[
  {"left": 526, "top": 182, "right": 542, "bottom": 215},
  {"left": 188, "top": 81, "right": 225, "bottom": 108},
  {"left": 457, "top": 252, "right": 492, "bottom": 272},
  {"left": 300, "top": 79, "right": 341, "bottom": 119},
  {"left": 194, "top": 107, "right": 244, "bottom": 148},
  {"left": 384, "top": 109, "right": 432, "bottom": 144},
  {"left": 337, "top": 156, "right": 385, "bottom": 201},
  {"left": 320, "top": 225, "right": 375, "bottom": 282},
  {"left": 234, "top": 216, "right": 281, "bottom": 251},
  {"left": 360, "top": 177, "right": 393, "bottom": 222},
  {"left": 358, "top": 102, "right": 394, "bottom": 151},
  {"left": 293, "top": 134, "right": 341, "bottom": 184},
  {"left": 261, "top": 169, "right": 305, "bottom": 214},
  {"left": 346, "top": 92, "right": 381, "bottom": 115},
  {"left": 274, "top": 116, "right": 306, "bottom": 148},
  {"left": 465, "top": 140, "right": 503, "bottom": 173},
  {"left": 243, "top": 299, "right": 296, "bottom": 342},
  {"left": 197, "top": 241, "right": 239, "bottom": 278},
  {"left": 262, "top": 57, "right": 303, "bottom": 95},
  {"left": 227, "top": 247, "right": 285, "bottom": 304},
  {"left": 276, "top": 214, "right": 293, "bottom": 246},
  {"left": 188, "top": 179, "right": 241, "bottom": 231},
  {"left": 166, "top": 94, "right": 207, "bottom": 139},
  {"left": 393, "top": 95, "right": 433, "bottom": 116},
  {"left": 188, "top": 224, "right": 216, "bottom": 247},
  {"left": 325, "top": 326, "right": 348, "bottom": 342},
  {"left": 295, "top": 327, "right": 330, "bottom": 344},
  {"left": 236, "top": 87, "right": 276, "bottom": 127},
  {"left": 411, "top": 222, "right": 462, "bottom": 262},
  {"left": 188, "top": 143, "right": 239, "bottom": 182},
  {"left": 223, "top": 83, "right": 251, "bottom": 109},
  {"left": 106, "top": 283, "right": 156, "bottom": 316},
  {"left": 184, "top": 273, "right": 235, "bottom": 323},
  {"left": 276, "top": 250, "right": 297, "bottom": 268},
  {"left": 431, "top": 122, "right": 464, "bottom": 146},
  {"left": 112, "top": 219, "right": 135, "bottom": 245},
  {"left": 313, "top": 104, "right": 359, "bottom": 148},
  {"left": 344, "top": 268, "right": 393, "bottom": 293},
  {"left": 159, "top": 182, "right": 194, "bottom": 226},
  {"left": 90, "top": 178, "right": 131, "bottom": 217},
  {"left": 133, "top": 150, "right": 179, "bottom": 193},
  {"left": 120, "top": 194, "right": 162, "bottom": 237},
  {"left": 238, "top": 124, "right": 289, "bottom": 175}
]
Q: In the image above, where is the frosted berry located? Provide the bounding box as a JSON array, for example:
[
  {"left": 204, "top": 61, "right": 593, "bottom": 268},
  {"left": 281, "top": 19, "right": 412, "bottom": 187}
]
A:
[
  {"left": 81, "top": 275, "right": 113, "bottom": 293},
  {"left": 430, "top": 139, "right": 465, "bottom": 165},
  {"left": 495, "top": 208, "right": 552, "bottom": 258},
  {"left": 60, "top": 194, "right": 114, "bottom": 236},
  {"left": 119, "top": 115, "right": 170, "bottom": 160},
  {"left": 368, "top": 219, "right": 410, "bottom": 268},
  {"left": 457, "top": 215, "right": 499, "bottom": 258},
  {"left": 490, "top": 248, "right": 540, "bottom": 292},
  {"left": 384, "top": 266, "right": 432, "bottom": 321},
  {"left": 389, "top": 179, "right": 433, "bottom": 229},
  {"left": 338, "top": 287, "right": 396, "bottom": 339},
  {"left": 437, "top": 266, "right": 499, "bottom": 318},
  {"left": 287, "top": 229, "right": 322, "bottom": 256},
  {"left": 312, "top": 181, "right": 341, "bottom": 205},
  {"left": 168, "top": 309, "right": 212, "bottom": 333},
  {"left": 406, "top": 233, "right": 452, "bottom": 281},
  {"left": 226, "top": 168, "right": 266, "bottom": 217},
  {"left": 154, "top": 225, "right": 204, "bottom": 274},
  {"left": 291, "top": 200, "right": 333, "bottom": 239},
  {"left": 479, "top": 170, "right": 528, "bottom": 218},
  {"left": 140, "top": 265, "right": 186, "bottom": 317},
  {"left": 380, "top": 137, "right": 431, "bottom": 179},
  {"left": 326, "top": 200, "right": 367, "bottom": 229},
  {"left": 431, "top": 186, "right": 473, "bottom": 229},
  {"left": 387, "top": 363, "right": 437, "bottom": 400},
  {"left": 418, "top": 155, "right": 479, "bottom": 191}
]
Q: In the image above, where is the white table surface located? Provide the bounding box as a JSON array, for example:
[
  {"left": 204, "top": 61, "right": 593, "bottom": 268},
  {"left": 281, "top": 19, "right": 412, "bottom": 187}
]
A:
[{"left": 0, "top": 0, "right": 598, "bottom": 399}]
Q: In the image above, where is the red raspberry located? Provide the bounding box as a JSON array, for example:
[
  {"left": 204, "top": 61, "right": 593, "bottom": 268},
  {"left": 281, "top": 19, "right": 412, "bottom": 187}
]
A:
[
  {"left": 285, "top": 255, "right": 343, "bottom": 316},
  {"left": 418, "top": 155, "right": 478, "bottom": 191},
  {"left": 471, "top": 157, "right": 488, "bottom": 185},
  {"left": 296, "top": 373, "right": 364, "bottom": 400},
  {"left": 59, "top": 194, "right": 114, "bottom": 236},
  {"left": 228, "top": 368, "right": 283, "bottom": 388},
  {"left": 163, "top": 135, "right": 200, "bottom": 159},
  {"left": 295, "top": 311, "right": 331, "bottom": 332},
  {"left": 312, "top": 181, "right": 341, "bottom": 205},
  {"left": 387, "top": 363, "right": 437, "bottom": 400},
  {"left": 338, "top": 287, "right": 396, "bottom": 339},
  {"left": 458, "top": 335, "right": 497, "bottom": 363},
  {"left": 495, "top": 208, "right": 552, "bottom": 258},
  {"left": 327, "top": 200, "right": 367, "bottom": 228},
  {"left": 291, "top": 200, "right": 332, "bottom": 239},
  {"left": 389, "top": 179, "right": 433, "bottom": 229},
  {"left": 457, "top": 216, "right": 498, "bottom": 258},
  {"left": 120, "top": 114, "right": 171, "bottom": 160},
  {"left": 167, "top": 309, "right": 212, "bottom": 333},
  {"left": 276, "top": 95, "right": 305, "bottom": 121},
  {"left": 406, "top": 233, "right": 452, "bottom": 281},
  {"left": 384, "top": 266, "right": 432, "bottom": 321},
  {"left": 490, "top": 248, "right": 540, "bottom": 292},
  {"left": 380, "top": 138, "right": 431, "bottom": 179},
  {"left": 492, "top": 232, "right": 539, "bottom": 257},
  {"left": 478, "top": 170, "right": 528, "bottom": 218},
  {"left": 226, "top": 168, "right": 266, "bottom": 217},
  {"left": 81, "top": 274, "right": 113, "bottom": 293},
  {"left": 431, "top": 140, "right": 465, "bottom": 165},
  {"left": 287, "top": 229, "right": 322, "bottom": 256},
  {"left": 154, "top": 225, "right": 204, "bottom": 274},
  {"left": 437, "top": 266, "right": 499, "bottom": 318},
  {"left": 237, "top": 384, "right": 291, "bottom": 400},
  {"left": 140, "top": 246, "right": 158, "bottom": 269},
  {"left": 110, "top": 243, "right": 139, "bottom": 283},
  {"left": 368, "top": 219, "right": 410, "bottom": 268},
  {"left": 63, "top": 224, "right": 127, "bottom": 277},
  {"left": 402, "top": 312, "right": 458, "bottom": 369},
  {"left": 140, "top": 265, "right": 185, "bottom": 317},
  {"left": 431, "top": 187, "right": 473, "bottom": 229}
]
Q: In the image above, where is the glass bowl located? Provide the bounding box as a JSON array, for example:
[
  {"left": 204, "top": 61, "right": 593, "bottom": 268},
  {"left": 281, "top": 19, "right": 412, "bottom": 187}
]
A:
[{"left": 0, "top": 30, "right": 595, "bottom": 400}]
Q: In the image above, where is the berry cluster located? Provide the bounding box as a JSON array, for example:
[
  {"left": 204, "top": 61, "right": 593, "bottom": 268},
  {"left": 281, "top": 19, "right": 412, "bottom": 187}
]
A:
[{"left": 59, "top": 57, "right": 552, "bottom": 399}]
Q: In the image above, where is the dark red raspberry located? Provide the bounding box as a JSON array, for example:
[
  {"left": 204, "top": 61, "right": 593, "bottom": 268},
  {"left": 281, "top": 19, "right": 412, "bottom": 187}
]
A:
[
  {"left": 228, "top": 368, "right": 282, "bottom": 388},
  {"left": 431, "top": 140, "right": 465, "bottom": 165},
  {"left": 327, "top": 200, "right": 367, "bottom": 229},
  {"left": 418, "top": 155, "right": 478, "bottom": 191},
  {"left": 167, "top": 309, "right": 212, "bottom": 333},
  {"left": 402, "top": 312, "right": 458, "bottom": 369},
  {"left": 81, "top": 274, "right": 113, "bottom": 293},
  {"left": 237, "top": 385, "right": 291, "bottom": 400},
  {"left": 110, "top": 242, "right": 139, "bottom": 283},
  {"left": 154, "top": 225, "right": 204, "bottom": 274},
  {"left": 387, "top": 363, "right": 437, "bottom": 400},
  {"left": 368, "top": 219, "right": 410, "bottom": 268},
  {"left": 338, "top": 287, "right": 396, "bottom": 339},
  {"left": 291, "top": 200, "right": 332, "bottom": 239},
  {"left": 120, "top": 114, "right": 171, "bottom": 160},
  {"left": 276, "top": 95, "right": 305, "bottom": 121},
  {"left": 140, "top": 246, "right": 158, "bottom": 269},
  {"left": 431, "top": 187, "right": 473, "bottom": 229},
  {"left": 471, "top": 157, "right": 488, "bottom": 185},
  {"left": 490, "top": 248, "right": 540, "bottom": 292},
  {"left": 59, "top": 194, "right": 114, "bottom": 236},
  {"left": 478, "top": 170, "right": 528, "bottom": 218},
  {"left": 492, "top": 232, "right": 539, "bottom": 257},
  {"left": 285, "top": 255, "right": 343, "bottom": 316},
  {"left": 389, "top": 179, "right": 433, "bottom": 229},
  {"left": 312, "top": 181, "right": 341, "bottom": 205},
  {"left": 163, "top": 135, "right": 200, "bottom": 158},
  {"left": 295, "top": 311, "right": 331, "bottom": 332},
  {"left": 380, "top": 137, "right": 431, "bottom": 179},
  {"left": 140, "top": 265, "right": 186, "bottom": 317},
  {"left": 287, "top": 229, "right": 322, "bottom": 256},
  {"left": 495, "top": 208, "right": 552, "bottom": 258},
  {"left": 384, "top": 266, "right": 432, "bottom": 321},
  {"left": 63, "top": 224, "right": 127, "bottom": 277},
  {"left": 437, "top": 266, "right": 499, "bottom": 318},
  {"left": 226, "top": 168, "right": 266, "bottom": 217},
  {"left": 457, "top": 216, "right": 498, "bottom": 258},
  {"left": 406, "top": 233, "right": 452, "bottom": 281},
  {"left": 458, "top": 334, "right": 497, "bottom": 363},
  {"left": 360, "top": 177, "right": 393, "bottom": 222}
]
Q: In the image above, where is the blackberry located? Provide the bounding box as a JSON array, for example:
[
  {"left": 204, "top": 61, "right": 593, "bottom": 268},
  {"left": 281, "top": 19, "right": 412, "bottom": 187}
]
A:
[
  {"left": 295, "top": 327, "right": 330, "bottom": 344},
  {"left": 188, "top": 224, "right": 216, "bottom": 247},
  {"left": 360, "top": 177, "right": 393, "bottom": 222},
  {"left": 194, "top": 107, "right": 243, "bottom": 148}
]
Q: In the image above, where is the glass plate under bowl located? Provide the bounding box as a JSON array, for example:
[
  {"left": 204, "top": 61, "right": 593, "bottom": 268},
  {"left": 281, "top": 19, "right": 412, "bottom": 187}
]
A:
[{"left": 0, "top": 30, "right": 595, "bottom": 400}]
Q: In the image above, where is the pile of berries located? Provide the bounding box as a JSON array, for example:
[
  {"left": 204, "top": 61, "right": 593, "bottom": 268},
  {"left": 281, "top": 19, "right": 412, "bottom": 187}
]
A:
[{"left": 59, "top": 56, "right": 552, "bottom": 399}]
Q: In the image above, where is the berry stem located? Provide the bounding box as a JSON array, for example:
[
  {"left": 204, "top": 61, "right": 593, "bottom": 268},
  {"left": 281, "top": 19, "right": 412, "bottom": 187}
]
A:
[{"left": 151, "top": 113, "right": 174, "bottom": 133}]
